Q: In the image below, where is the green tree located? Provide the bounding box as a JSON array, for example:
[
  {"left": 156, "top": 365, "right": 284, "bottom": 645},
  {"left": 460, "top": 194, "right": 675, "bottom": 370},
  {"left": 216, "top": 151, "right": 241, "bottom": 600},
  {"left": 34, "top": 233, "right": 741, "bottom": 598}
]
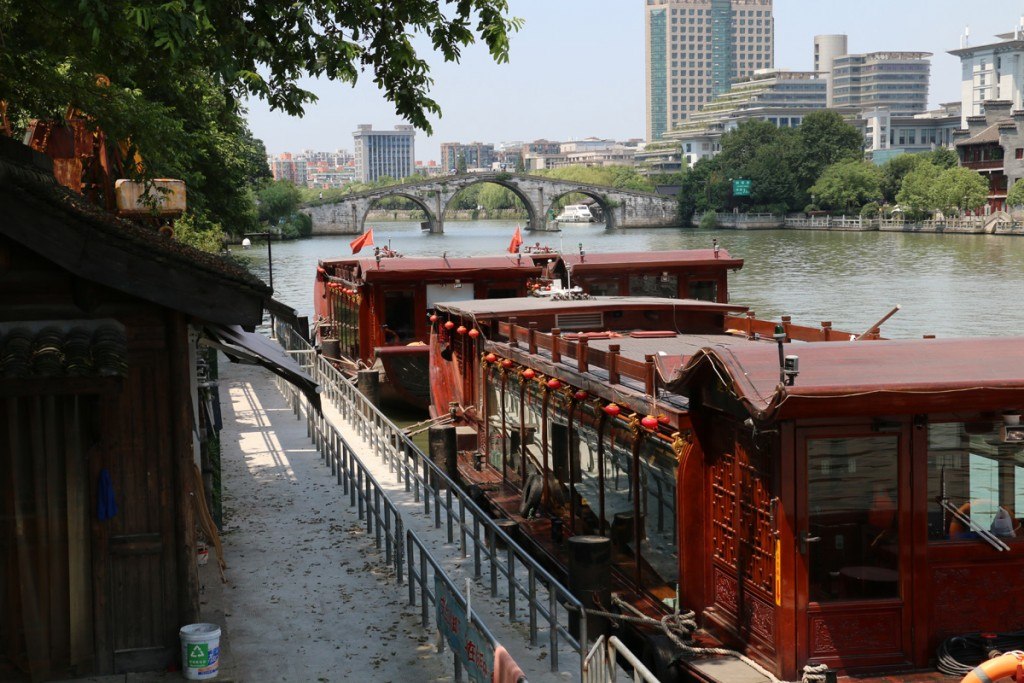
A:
[
  {"left": 258, "top": 181, "right": 302, "bottom": 226},
  {"left": 456, "top": 154, "right": 468, "bottom": 174},
  {"left": 794, "top": 110, "right": 864, "bottom": 189},
  {"left": 880, "top": 153, "right": 928, "bottom": 203},
  {"left": 810, "top": 160, "right": 883, "bottom": 213},
  {"left": 896, "top": 162, "right": 942, "bottom": 215},
  {"left": 928, "top": 147, "right": 959, "bottom": 169},
  {"left": 933, "top": 166, "right": 988, "bottom": 214},
  {"left": 0, "top": 0, "right": 521, "bottom": 248},
  {"left": 1007, "top": 178, "right": 1024, "bottom": 208}
]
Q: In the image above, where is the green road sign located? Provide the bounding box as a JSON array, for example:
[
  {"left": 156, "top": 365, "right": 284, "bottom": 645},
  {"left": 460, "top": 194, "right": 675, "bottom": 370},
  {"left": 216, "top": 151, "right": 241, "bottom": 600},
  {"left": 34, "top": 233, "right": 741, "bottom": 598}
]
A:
[{"left": 733, "top": 178, "right": 752, "bottom": 197}]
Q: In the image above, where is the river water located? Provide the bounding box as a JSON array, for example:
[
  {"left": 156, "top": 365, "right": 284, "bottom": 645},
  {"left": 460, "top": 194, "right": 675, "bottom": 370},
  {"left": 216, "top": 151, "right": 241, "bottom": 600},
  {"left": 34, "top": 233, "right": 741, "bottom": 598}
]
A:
[{"left": 234, "top": 219, "right": 1024, "bottom": 339}]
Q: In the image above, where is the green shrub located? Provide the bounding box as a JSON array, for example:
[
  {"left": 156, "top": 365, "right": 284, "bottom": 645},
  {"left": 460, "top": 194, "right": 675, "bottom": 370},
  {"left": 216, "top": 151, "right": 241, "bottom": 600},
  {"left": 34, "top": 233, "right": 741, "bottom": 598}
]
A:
[{"left": 699, "top": 211, "right": 718, "bottom": 229}]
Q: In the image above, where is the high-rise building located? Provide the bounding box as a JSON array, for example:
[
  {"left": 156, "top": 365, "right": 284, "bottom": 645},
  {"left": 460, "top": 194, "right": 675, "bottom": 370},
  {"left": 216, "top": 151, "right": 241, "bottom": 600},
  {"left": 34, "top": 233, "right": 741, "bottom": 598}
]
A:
[
  {"left": 813, "top": 34, "right": 848, "bottom": 107},
  {"left": 644, "top": 0, "right": 774, "bottom": 141},
  {"left": 439, "top": 142, "right": 496, "bottom": 172},
  {"left": 269, "top": 152, "right": 308, "bottom": 186},
  {"left": 661, "top": 69, "right": 825, "bottom": 167},
  {"left": 352, "top": 124, "right": 416, "bottom": 182},
  {"left": 830, "top": 51, "right": 932, "bottom": 117},
  {"left": 948, "top": 22, "right": 1024, "bottom": 127}
]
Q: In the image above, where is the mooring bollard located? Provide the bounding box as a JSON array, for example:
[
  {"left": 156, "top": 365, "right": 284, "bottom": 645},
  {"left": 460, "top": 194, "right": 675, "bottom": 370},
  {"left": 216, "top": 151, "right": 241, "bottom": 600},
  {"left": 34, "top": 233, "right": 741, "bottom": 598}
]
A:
[
  {"left": 427, "top": 424, "right": 457, "bottom": 491},
  {"left": 355, "top": 369, "right": 380, "bottom": 415},
  {"left": 567, "top": 535, "right": 612, "bottom": 642}
]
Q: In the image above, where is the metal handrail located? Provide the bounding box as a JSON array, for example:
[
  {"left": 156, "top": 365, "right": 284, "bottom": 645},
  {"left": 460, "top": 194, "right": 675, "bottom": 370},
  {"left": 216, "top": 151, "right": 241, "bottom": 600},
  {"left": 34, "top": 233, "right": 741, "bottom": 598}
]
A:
[
  {"left": 274, "top": 321, "right": 588, "bottom": 673},
  {"left": 583, "top": 636, "right": 660, "bottom": 683},
  {"left": 270, "top": 369, "right": 505, "bottom": 681}
]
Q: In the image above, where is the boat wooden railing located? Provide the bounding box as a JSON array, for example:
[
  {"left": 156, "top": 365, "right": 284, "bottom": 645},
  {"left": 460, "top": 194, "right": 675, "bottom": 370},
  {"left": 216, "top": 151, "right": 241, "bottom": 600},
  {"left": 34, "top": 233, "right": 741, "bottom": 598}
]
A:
[{"left": 494, "top": 314, "right": 870, "bottom": 387}]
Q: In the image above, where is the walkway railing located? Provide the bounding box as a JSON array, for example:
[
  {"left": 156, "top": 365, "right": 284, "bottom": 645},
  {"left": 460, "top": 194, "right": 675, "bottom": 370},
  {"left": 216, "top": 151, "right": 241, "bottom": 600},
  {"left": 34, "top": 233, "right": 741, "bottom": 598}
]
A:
[
  {"left": 270, "top": 368, "right": 501, "bottom": 681},
  {"left": 583, "top": 636, "right": 659, "bottom": 683},
  {"left": 273, "top": 321, "right": 590, "bottom": 674}
]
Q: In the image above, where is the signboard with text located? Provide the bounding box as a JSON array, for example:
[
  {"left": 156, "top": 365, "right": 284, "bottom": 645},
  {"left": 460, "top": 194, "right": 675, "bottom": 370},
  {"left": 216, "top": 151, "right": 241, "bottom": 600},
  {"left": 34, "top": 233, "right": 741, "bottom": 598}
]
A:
[
  {"left": 435, "top": 576, "right": 494, "bottom": 682},
  {"left": 733, "top": 178, "right": 752, "bottom": 197}
]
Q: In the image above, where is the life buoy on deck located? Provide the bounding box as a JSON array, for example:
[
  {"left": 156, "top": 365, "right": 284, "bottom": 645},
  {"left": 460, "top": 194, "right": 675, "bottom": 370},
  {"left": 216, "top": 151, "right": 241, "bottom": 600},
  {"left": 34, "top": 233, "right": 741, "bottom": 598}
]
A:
[{"left": 961, "top": 650, "right": 1024, "bottom": 683}]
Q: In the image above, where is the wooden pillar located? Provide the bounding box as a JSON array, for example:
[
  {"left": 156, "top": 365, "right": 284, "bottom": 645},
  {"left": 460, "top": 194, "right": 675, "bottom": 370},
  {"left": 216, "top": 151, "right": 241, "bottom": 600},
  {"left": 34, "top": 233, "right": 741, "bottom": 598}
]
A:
[
  {"left": 577, "top": 337, "right": 589, "bottom": 373},
  {"left": 500, "top": 369, "right": 508, "bottom": 484},
  {"left": 821, "top": 321, "right": 832, "bottom": 342},
  {"left": 551, "top": 328, "right": 561, "bottom": 363},
  {"left": 607, "top": 344, "right": 620, "bottom": 385},
  {"left": 596, "top": 411, "right": 608, "bottom": 536}
]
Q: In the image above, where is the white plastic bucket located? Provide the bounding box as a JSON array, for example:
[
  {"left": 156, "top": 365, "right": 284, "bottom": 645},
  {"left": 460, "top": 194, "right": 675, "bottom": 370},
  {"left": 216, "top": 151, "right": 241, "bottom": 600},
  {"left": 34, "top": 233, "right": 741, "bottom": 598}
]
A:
[{"left": 179, "top": 623, "right": 221, "bottom": 680}]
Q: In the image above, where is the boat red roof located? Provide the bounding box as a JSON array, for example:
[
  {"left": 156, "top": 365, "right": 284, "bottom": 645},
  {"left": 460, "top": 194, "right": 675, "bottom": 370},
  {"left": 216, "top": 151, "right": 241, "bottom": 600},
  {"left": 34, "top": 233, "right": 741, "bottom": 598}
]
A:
[
  {"left": 354, "top": 255, "right": 541, "bottom": 281},
  {"left": 432, "top": 295, "right": 747, "bottom": 319},
  {"left": 668, "top": 337, "right": 1024, "bottom": 422},
  {"left": 559, "top": 249, "right": 743, "bottom": 272}
]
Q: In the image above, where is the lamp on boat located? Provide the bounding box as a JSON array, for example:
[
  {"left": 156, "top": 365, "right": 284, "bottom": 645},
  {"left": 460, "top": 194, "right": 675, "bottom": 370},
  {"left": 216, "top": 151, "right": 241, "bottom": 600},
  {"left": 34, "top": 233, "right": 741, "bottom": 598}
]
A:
[
  {"left": 468, "top": 328, "right": 480, "bottom": 339},
  {"left": 456, "top": 325, "right": 467, "bottom": 335},
  {"left": 453, "top": 279, "right": 462, "bottom": 289},
  {"left": 444, "top": 320, "right": 455, "bottom": 330},
  {"left": 429, "top": 314, "right": 438, "bottom": 324},
  {"left": 641, "top": 415, "right": 659, "bottom": 430},
  {"left": 546, "top": 378, "right": 561, "bottom": 390},
  {"left": 659, "top": 271, "right": 671, "bottom": 284},
  {"left": 573, "top": 390, "right": 588, "bottom": 401},
  {"left": 713, "top": 238, "right": 720, "bottom": 258},
  {"left": 603, "top": 403, "right": 621, "bottom": 417},
  {"left": 485, "top": 353, "right": 497, "bottom": 363},
  {"left": 522, "top": 368, "right": 536, "bottom": 380}
]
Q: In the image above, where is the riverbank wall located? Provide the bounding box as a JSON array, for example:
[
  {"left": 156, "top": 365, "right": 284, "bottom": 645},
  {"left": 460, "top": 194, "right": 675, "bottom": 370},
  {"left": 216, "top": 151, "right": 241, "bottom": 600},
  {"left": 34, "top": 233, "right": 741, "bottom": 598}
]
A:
[{"left": 694, "top": 211, "right": 1024, "bottom": 235}]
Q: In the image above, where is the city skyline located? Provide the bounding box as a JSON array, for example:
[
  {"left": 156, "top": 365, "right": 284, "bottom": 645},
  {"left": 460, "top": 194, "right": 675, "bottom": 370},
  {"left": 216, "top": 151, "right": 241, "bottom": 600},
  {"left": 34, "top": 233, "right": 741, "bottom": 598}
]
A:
[{"left": 246, "top": 0, "right": 1017, "bottom": 161}]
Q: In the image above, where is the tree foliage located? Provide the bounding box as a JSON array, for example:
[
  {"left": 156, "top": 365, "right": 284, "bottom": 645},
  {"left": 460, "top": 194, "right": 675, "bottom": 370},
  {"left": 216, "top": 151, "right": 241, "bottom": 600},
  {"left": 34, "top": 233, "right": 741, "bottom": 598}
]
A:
[
  {"left": 1008, "top": 179, "right": 1024, "bottom": 208},
  {"left": 896, "top": 162, "right": 987, "bottom": 216},
  {"left": 810, "top": 160, "right": 882, "bottom": 212},
  {"left": 793, "top": 111, "right": 864, "bottom": 188},
  {"left": 0, "top": 0, "right": 520, "bottom": 248}
]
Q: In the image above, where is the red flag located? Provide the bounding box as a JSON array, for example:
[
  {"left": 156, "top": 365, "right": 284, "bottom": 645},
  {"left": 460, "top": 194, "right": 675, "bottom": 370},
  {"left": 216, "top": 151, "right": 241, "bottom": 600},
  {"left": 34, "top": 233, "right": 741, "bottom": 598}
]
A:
[
  {"left": 350, "top": 228, "right": 374, "bottom": 254},
  {"left": 507, "top": 225, "right": 523, "bottom": 254}
]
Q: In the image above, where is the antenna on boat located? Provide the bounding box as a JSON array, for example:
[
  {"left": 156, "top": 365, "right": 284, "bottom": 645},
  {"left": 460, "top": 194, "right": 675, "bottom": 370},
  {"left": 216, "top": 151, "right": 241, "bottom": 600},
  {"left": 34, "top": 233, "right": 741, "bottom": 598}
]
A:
[
  {"left": 578, "top": 242, "right": 585, "bottom": 262},
  {"left": 713, "top": 238, "right": 720, "bottom": 258}
]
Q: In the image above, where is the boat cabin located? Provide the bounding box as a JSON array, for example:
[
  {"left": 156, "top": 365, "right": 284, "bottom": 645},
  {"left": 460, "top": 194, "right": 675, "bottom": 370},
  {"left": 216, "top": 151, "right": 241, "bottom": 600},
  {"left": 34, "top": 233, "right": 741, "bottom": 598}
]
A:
[
  {"left": 549, "top": 248, "right": 742, "bottom": 303},
  {"left": 314, "top": 254, "right": 543, "bottom": 364},
  {"left": 668, "top": 337, "right": 1024, "bottom": 679}
]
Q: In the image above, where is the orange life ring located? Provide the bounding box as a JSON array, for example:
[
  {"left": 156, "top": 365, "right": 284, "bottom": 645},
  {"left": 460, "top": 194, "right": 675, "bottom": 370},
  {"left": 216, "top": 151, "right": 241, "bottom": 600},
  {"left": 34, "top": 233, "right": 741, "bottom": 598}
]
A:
[{"left": 961, "top": 650, "right": 1024, "bottom": 683}]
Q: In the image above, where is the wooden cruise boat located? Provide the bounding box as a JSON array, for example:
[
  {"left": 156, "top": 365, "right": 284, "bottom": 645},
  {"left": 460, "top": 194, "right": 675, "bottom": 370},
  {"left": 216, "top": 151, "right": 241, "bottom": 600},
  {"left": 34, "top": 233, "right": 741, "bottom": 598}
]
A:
[
  {"left": 423, "top": 294, "right": 1023, "bottom": 681},
  {"left": 314, "top": 253, "right": 543, "bottom": 407},
  {"left": 313, "top": 247, "right": 744, "bottom": 409}
]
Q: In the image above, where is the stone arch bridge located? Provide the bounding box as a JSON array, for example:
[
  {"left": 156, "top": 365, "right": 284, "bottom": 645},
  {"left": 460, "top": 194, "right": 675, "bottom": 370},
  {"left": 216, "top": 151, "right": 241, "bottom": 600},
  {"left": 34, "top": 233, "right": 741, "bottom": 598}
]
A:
[{"left": 302, "top": 172, "right": 679, "bottom": 234}]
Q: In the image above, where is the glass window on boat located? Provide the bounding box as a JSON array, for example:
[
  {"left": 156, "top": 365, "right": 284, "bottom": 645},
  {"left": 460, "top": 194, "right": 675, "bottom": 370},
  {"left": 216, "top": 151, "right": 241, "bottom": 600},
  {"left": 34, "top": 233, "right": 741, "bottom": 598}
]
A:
[
  {"left": 485, "top": 287, "right": 519, "bottom": 299},
  {"left": 927, "top": 420, "right": 1024, "bottom": 544},
  {"left": 574, "top": 414, "right": 679, "bottom": 583},
  {"left": 382, "top": 290, "right": 415, "bottom": 343},
  {"left": 583, "top": 278, "right": 620, "bottom": 296},
  {"left": 629, "top": 273, "right": 678, "bottom": 298},
  {"left": 807, "top": 436, "right": 899, "bottom": 602},
  {"left": 688, "top": 280, "right": 718, "bottom": 302}
]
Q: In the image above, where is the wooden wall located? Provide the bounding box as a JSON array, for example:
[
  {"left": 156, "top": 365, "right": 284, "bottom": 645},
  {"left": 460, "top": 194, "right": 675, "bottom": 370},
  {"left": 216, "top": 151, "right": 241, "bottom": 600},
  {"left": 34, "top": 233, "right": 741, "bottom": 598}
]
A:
[{"left": 0, "top": 237, "right": 198, "bottom": 678}]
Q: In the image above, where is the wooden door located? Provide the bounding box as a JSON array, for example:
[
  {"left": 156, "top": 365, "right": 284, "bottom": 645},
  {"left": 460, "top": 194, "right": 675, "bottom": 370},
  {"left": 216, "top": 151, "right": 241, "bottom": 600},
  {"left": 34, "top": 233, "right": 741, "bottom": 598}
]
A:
[{"left": 795, "top": 426, "right": 914, "bottom": 672}]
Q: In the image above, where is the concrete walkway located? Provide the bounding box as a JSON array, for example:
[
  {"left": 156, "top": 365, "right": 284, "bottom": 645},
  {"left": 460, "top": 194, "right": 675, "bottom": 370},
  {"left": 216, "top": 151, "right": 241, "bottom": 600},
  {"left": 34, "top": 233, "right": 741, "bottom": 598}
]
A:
[{"left": 201, "top": 360, "right": 451, "bottom": 682}]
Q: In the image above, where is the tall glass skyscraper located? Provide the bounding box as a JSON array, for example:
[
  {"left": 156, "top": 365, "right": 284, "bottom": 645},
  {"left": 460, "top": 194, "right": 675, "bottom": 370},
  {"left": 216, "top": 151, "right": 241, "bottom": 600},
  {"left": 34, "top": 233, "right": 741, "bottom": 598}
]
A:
[{"left": 645, "top": 0, "right": 774, "bottom": 141}]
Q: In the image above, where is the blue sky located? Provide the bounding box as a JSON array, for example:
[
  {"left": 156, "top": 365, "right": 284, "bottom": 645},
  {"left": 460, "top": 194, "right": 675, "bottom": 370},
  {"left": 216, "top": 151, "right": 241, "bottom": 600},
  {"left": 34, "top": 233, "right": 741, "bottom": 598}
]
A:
[{"left": 246, "top": 1, "right": 1021, "bottom": 160}]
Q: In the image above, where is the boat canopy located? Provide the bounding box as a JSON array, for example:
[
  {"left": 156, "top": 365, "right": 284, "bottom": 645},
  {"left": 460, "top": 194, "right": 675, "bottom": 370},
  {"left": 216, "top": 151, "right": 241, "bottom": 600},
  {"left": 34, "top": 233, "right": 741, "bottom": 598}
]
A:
[
  {"left": 353, "top": 255, "right": 541, "bottom": 282},
  {"left": 668, "top": 337, "right": 1024, "bottom": 423}
]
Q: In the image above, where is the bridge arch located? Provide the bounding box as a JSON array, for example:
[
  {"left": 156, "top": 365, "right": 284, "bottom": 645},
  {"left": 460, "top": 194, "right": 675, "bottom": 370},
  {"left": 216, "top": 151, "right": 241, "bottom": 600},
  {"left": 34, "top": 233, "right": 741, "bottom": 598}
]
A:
[
  {"left": 546, "top": 189, "right": 616, "bottom": 229},
  {"left": 440, "top": 177, "right": 537, "bottom": 229},
  {"left": 360, "top": 192, "right": 439, "bottom": 233}
]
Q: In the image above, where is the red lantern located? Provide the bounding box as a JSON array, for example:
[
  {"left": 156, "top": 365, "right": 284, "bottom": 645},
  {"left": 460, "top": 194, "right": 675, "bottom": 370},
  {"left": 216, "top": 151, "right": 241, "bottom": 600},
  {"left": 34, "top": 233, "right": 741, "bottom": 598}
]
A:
[
  {"left": 573, "top": 390, "right": 588, "bottom": 401},
  {"left": 641, "top": 415, "right": 659, "bottom": 429},
  {"left": 456, "top": 325, "right": 467, "bottom": 335},
  {"left": 485, "top": 353, "right": 497, "bottom": 363},
  {"left": 501, "top": 359, "right": 513, "bottom": 369},
  {"left": 468, "top": 328, "right": 480, "bottom": 339},
  {"left": 546, "top": 378, "right": 561, "bottom": 390},
  {"left": 444, "top": 321, "right": 455, "bottom": 330},
  {"left": 429, "top": 314, "right": 438, "bottom": 323},
  {"left": 522, "top": 368, "right": 536, "bottom": 380},
  {"left": 603, "top": 403, "right": 621, "bottom": 417}
]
